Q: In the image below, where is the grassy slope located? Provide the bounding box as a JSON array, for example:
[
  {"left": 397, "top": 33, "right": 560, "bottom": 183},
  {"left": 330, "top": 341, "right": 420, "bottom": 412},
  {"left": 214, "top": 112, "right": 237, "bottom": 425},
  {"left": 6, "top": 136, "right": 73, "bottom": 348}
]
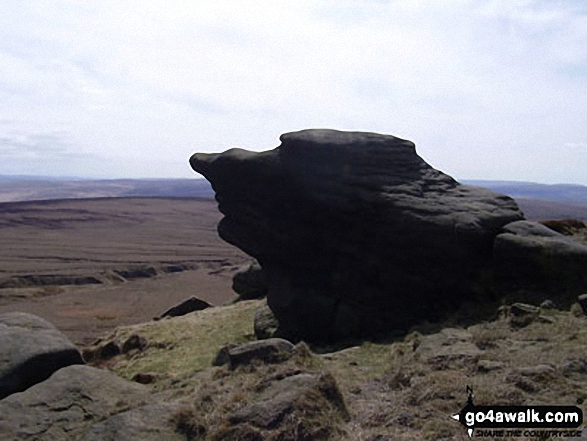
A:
[{"left": 96, "top": 298, "right": 587, "bottom": 441}]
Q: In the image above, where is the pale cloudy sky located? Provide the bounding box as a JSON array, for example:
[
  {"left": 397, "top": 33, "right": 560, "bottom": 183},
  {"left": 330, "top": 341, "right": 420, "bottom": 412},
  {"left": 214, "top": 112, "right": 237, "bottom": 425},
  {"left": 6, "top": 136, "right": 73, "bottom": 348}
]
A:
[{"left": 1, "top": 0, "right": 586, "bottom": 183}]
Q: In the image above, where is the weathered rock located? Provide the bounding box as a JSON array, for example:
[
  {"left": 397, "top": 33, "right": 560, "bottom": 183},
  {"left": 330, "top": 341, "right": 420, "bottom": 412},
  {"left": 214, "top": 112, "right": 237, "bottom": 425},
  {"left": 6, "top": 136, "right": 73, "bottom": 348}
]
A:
[
  {"left": 0, "top": 312, "right": 84, "bottom": 399},
  {"left": 0, "top": 365, "right": 151, "bottom": 440},
  {"left": 515, "top": 364, "right": 556, "bottom": 381},
  {"left": 114, "top": 267, "right": 157, "bottom": 280},
  {"left": 228, "top": 372, "right": 349, "bottom": 429},
  {"left": 562, "top": 358, "right": 587, "bottom": 376},
  {"left": 477, "top": 359, "right": 505, "bottom": 372},
  {"left": 414, "top": 328, "right": 482, "bottom": 368},
  {"left": 212, "top": 344, "right": 236, "bottom": 367},
  {"left": 509, "top": 302, "right": 541, "bottom": 327},
  {"left": 122, "top": 334, "right": 148, "bottom": 353},
  {"left": 578, "top": 294, "right": 587, "bottom": 315},
  {"left": 254, "top": 302, "right": 280, "bottom": 339},
  {"left": 233, "top": 260, "right": 268, "bottom": 300},
  {"left": 191, "top": 129, "right": 523, "bottom": 341},
  {"left": 213, "top": 338, "right": 295, "bottom": 368},
  {"left": 131, "top": 372, "right": 157, "bottom": 384},
  {"left": 80, "top": 403, "right": 184, "bottom": 441},
  {"left": 494, "top": 220, "right": 587, "bottom": 306},
  {"left": 82, "top": 339, "right": 121, "bottom": 363},
  {"left": 158, "top": 296, "right": 212, "bottom": 319},
  {"left": 509, "top": 302, "right": 540, "bottom": 316}
]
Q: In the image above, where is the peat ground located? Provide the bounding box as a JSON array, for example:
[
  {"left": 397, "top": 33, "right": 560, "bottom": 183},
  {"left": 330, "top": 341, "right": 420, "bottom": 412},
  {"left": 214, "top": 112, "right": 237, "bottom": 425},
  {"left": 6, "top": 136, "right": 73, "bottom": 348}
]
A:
[{"left": 0, "top": 197, "right": 249, "bottom": 344}]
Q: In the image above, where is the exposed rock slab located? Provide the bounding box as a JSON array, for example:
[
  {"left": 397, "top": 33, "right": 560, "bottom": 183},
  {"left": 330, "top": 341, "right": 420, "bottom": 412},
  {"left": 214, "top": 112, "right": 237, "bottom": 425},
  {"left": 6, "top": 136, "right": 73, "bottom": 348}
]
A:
[
  {"left": 228, "top": 372, "right": 349, "bottom": 429},
  {"left": 80, "top": 403, "right": 184, "bottom": 441},
  {"left": 191, "top": 129, "right": 523, "bottom": 340},
  {"left": 0, "top": 365, "right": 151, "bottom": 440},
  {"left": 414, "top": 328, "right": 482, "bottom": 368},
  {"left": 0, "top": 312, "right": 84, "bottom": 399},
  {"left": 213, "top": 338, "right": 295, "bottom": 368},
  {"left": 494, "top": 220, "right": 587, "bottom": 305}
]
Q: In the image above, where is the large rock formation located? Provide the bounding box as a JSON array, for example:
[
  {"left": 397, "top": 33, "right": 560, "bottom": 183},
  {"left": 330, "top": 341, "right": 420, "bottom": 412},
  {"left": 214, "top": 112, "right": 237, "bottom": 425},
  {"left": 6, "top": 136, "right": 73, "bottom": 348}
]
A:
[{"left": 191, "top": 129, "right": 524, "bottom": 341}]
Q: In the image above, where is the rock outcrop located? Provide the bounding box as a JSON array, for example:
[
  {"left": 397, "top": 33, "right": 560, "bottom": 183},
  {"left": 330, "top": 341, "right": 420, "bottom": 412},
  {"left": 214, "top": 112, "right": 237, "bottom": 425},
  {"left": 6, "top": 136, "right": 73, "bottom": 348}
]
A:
[
  {"left": 191, "top": 129, "right": 523, "bottom": 340},
  {"left": 0, "top": 312, "right": 84, "bottom": 399},
  {"left": 494, "top": 220, "right": 587, "bottom": 305},
  {"left": 232, "top": 260, "right": 268, "bottom": 300},
  {"left": 213, "top": 338, "right": 295, "bottom": 368}
]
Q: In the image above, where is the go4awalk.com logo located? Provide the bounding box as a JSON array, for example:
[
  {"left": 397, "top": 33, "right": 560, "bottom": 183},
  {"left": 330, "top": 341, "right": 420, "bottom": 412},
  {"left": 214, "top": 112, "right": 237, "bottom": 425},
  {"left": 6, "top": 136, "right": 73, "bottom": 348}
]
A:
[{"left": 452, "top": 387, "right": 584, "bottom": 438}]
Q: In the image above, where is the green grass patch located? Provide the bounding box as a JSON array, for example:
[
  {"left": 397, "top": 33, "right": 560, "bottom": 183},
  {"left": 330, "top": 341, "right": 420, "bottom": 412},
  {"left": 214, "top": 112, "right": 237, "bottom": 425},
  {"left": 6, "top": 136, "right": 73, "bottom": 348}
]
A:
[{"left": 109, "top": 300, "right": 261, "bottom": 381}]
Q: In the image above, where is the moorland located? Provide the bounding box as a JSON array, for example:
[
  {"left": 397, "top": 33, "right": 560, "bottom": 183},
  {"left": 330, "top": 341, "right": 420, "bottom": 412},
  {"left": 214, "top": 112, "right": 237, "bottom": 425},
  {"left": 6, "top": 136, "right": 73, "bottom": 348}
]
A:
[
  {"left": 1, "top": 176, "right": 586, "bottom": 344},
  {"left": 0, "top": 196, "right": 248, "bottom": 345},
  {"left": 1, "top": 176, "right": 587, "bottom": 440}
]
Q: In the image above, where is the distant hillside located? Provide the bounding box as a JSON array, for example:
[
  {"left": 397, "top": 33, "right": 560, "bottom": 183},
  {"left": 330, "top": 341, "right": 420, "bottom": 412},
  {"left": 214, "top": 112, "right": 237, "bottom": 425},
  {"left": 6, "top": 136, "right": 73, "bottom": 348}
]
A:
[
  {"left": 2, "top": 177, "right": 586, "bottom": 220},
  {"left": 0, "top": 177, "right": 214, "bottom": 203},
  {"left": 464, "top": 180, "right": 587, "bottom": 221},
  {"left": 463, "top": 180, "right": 587, "bottom": 204},
  {"left": 512, "top": 198, "right": 587, "bottom": 221}
]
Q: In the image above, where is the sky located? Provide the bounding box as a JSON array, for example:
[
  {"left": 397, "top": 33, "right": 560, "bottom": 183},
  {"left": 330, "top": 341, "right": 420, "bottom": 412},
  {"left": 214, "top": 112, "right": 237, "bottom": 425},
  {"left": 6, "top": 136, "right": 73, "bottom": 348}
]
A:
[{"left": 0, "top": 1, "right": 586, "bottom": 184}]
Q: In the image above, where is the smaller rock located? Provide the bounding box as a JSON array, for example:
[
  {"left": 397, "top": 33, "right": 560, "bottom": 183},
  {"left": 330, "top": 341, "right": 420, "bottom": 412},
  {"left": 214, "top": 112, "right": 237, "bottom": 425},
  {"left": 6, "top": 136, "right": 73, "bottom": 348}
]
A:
[
  {"left": 562, "top": 358, "right": 587, "bottom": 376},
  {"left": 509, "top": 303, "right": 540, "bottom": 316},
  {"left": 158, "top": 296, "right": 212, "bottom": 319},
  {"left": 537, "top": 315, "right": 555, "bottom": 324},
  {"left": 494, "top": 220, "right": 587, "bottom": 306},
  {"left": 232, "top": 261, "right": 267, "bottom": 300},
  {"left": 508, "top": 303, "right": 540, "bottom": 328},
  {"left": 212, "top": 344, "right": 237, "bottom": 367},
  {"left": 83, "top": 340, "right": 121, "bottom": 363},
  {"left": 122, "top": 334, "right": 148, "bottom": 353},
  {"left": 477, "top": 360, "right": 505, "bottom": 373},
  {"left": 540, "top": 299, "right": 556, "bottom": 309},
  {"left": 506, "top": 371, "right": 539, "bottom": 393},
  {"left": 254, "top": 303, "right": 280, "bottom": 339},
  {"left": 414, "top": 328, "right": 482, "bottom": 368},
  {"left": 571, "top": 302, "right": 585, "bottom": 317},
  {"left": 132, "top": 372, "right": 157, "bottom": 384},
  {"left": 517, "top": 364, "right": 556, "bottom": 380},
  {"left": 213, "top": 338, "right": 295, "bottom": 368},
  {"left": 228, "top": 372, "right": 349, "bottom": 429},
  {"left": 578, "top": 294, "right": 587, "bottom": 315}
]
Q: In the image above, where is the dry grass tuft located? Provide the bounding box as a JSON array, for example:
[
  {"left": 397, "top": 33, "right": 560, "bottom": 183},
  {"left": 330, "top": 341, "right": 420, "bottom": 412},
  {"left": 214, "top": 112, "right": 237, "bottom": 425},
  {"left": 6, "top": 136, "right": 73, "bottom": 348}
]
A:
[{"left": 170, "top": 405, "right": 207, "bottom": 441}]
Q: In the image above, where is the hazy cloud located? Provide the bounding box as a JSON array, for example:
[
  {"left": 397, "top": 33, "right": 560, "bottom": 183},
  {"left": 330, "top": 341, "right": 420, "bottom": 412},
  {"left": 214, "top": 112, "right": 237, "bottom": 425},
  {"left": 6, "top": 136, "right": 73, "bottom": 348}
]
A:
[
  {"left": 0, "top": 0, "right": 586, "bottom": 183},
  {"left": 564, "top": 142, "right": 587, "bottom": 149},
  {"left": 0, "top": 132, "right": 69, "bottom": 157}
]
